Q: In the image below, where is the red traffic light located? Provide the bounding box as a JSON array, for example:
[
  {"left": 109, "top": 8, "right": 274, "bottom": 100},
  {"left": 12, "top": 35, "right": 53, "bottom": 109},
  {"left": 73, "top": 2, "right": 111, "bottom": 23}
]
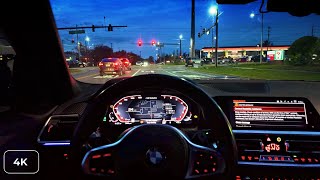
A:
[
  {"left": 138, "top": 40, "right": 142, "bottom": 46},
  {"left": 151, "top": 40, "right": 156, "bottom": 46}
]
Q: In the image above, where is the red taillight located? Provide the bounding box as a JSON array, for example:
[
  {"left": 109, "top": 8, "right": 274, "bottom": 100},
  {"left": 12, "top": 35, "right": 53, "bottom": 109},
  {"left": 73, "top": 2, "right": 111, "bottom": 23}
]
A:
[
  {"left": 114, "top": 63, "right": 118, "bottom": 66},
  {"left": 125, "top": 61, "right": 129, "bottom": 64},
  {"left": 99, "top": 62, "right": 103, "bottom": 66}
]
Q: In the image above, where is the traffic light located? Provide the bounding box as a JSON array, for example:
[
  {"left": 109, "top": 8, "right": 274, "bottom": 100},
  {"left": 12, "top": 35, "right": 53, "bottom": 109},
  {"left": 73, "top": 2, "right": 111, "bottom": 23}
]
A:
[
  {"left": 198, "top": 33, "right": 201, "bottom": 38},
  {"left": 92, "top": 25, "right": 95, "bottom": 32},
  {"left": 108, "top": 24, "right": 113, "bottom": 31},
  {"left": 138, "top": 40, "right": 142, "bottom": 46},
  {"left": 71, "top": 39, "right": 75, "bottom": 43},
  {"left": 151, "top": 40, "right": 156, "bottom": 46}
]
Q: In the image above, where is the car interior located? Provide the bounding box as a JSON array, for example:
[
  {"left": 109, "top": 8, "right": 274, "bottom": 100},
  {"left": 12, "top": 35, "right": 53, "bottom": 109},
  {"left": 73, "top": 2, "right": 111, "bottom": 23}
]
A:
[{"left": 1, "top": 0, "right": 320, "bottom": 180}]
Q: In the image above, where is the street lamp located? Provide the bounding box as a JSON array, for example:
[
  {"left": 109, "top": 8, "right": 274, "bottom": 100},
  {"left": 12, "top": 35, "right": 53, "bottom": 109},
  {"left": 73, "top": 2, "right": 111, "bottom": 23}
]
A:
[
  {"left": 179, "top": 34, "right": 183, "bottom": 58},
  {"left": 250, "top": 12, "right": 264, "bottom": 64},
  {"left": 209, "top": 5, "right": 218, "bottom": 67}
]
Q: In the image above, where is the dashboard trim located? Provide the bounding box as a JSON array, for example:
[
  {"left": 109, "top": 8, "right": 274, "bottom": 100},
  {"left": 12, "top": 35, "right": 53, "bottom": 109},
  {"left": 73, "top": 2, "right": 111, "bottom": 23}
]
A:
[{"left": 43, "top": 142, "right": 70, "bottom": 146}]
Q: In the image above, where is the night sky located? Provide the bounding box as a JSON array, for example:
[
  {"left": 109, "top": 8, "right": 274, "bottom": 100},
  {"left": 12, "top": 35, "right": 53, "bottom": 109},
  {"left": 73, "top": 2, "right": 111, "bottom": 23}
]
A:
[{"left": 50, "top": 0, "right": 320, "bottom": 58}]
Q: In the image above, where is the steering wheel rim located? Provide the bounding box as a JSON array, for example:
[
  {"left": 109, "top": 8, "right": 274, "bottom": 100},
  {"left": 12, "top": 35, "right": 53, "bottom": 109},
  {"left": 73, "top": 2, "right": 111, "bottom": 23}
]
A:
[{"left": 70, "top": 74, "right": 237, "bottom": 179}]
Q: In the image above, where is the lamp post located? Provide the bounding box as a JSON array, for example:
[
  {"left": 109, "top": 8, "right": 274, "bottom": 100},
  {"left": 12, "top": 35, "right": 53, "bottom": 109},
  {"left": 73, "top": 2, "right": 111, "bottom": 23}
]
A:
[
  {"left": 209, "top": 5, "right": 218, "bottom": 67},
  {"left": 179, "top": 34, "right": 183, "bottom": 58},
  {"left": 250, "top": 12, "right": 264, "bottom": 64}
]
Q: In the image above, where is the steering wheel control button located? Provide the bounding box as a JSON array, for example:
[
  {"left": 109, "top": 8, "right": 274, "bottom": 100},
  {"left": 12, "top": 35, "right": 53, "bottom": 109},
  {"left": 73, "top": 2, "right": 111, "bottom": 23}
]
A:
[
  {"left": 88, "top": 152, "right": 115, "bottom": 175},
  {"left": 192, "top": 151, "right": 218, "bottom": 175},
  {"left": 3, "top": 150, "right": 39, "bottom": 174}
]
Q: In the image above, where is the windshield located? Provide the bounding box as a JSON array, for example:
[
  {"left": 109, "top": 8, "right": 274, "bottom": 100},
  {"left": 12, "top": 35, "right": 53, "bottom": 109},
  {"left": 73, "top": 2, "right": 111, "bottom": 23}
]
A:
[{"left": 50, "top": 0, "right": 320, "bottom": 84}]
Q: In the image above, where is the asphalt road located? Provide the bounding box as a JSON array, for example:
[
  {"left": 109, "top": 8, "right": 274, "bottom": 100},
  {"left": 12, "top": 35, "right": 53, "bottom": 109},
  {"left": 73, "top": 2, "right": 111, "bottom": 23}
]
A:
[{"left": 71, "top": 65, "right": 239, "bottom": 84}]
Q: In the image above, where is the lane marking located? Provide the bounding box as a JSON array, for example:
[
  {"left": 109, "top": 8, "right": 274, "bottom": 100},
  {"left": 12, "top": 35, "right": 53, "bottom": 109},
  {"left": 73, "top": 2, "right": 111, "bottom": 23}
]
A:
[
  {"left": 162, "top": 70, "right": 178, "bottom": 77},
  {"left": 132, "top": 69, "right": 142, "bottom": 76},
  {"left": 93, "top": 75, "right": 119, "bottom": 79},
  {"left": 76, "top": 74, "right": 99, "bottom": 80}
]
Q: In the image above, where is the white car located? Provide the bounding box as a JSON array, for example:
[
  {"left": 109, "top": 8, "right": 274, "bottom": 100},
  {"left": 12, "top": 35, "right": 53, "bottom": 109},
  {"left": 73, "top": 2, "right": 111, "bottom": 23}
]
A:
[
  {"left": 142, "top": 61, "right": 149, "bottom": 66},
  {"left": 136, "top": 61, "right": 143, "bottom": 66}
]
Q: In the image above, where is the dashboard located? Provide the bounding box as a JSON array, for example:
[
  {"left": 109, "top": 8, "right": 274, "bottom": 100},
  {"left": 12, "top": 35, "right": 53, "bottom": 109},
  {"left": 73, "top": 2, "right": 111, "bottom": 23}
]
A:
[{"left": 37, "top": 89, "right": 320, "bottom": 179}]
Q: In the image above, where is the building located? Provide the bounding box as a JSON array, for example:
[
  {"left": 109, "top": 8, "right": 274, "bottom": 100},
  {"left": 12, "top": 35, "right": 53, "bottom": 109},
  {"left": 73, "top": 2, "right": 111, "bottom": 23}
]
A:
[{"left": 201, "top": 45, "right": 290, "bottom": 59}]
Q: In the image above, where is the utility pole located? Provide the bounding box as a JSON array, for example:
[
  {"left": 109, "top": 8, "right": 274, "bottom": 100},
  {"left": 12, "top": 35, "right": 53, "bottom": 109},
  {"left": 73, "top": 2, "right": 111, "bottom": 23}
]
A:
[
  {"left": 267, "top": 26, "right": 271, "bottom": 51},
  {"left": 211, "top": 28, "right": 214, "bottom": 64},
  {"left": 312, "top": 25, "right": 314, "bottom": 36},
  {"left": 76, "top": 25, "right": 80, "bottom": 60},
  {"left": 260, "top": 13, "right": 264, "bottom": 64},
  {"left": 111, "top": 43, "right": 113, "bottom": 49},
  {"left": 215, "top": 9, "right": 219, "bottom": 68},
  {"left": 179, "top": 38, "right": 182, "bottom": 57},
  {"left": 190, "top": 0, "right": 195, "bottom": 58}
]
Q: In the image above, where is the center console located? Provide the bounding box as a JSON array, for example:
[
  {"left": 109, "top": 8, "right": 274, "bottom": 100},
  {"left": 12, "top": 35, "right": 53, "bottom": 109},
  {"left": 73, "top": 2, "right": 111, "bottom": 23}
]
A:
[{"left": 215, "top": 96, "right": 320, "bottom": 179}]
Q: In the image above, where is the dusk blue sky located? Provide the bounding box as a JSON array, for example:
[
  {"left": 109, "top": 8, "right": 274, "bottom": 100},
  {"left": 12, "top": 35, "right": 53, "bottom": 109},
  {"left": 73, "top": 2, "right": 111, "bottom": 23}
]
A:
[{"left": 50, "top": 0, "right": 320, "bottom": 58}]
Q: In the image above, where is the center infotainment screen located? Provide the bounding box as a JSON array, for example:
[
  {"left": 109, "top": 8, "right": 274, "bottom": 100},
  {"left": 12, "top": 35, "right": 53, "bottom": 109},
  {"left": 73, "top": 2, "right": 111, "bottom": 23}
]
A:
[
  {"left": 214, "top": 96, "right": 320, "bottom": 130},
  {"left": 233, "top": 99, "right": 308, "bottom": 129}
]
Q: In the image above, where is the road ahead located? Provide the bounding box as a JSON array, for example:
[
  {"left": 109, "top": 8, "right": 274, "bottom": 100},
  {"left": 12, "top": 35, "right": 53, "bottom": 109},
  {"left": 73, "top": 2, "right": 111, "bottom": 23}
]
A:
[{"left": 71, "top": 65, "right": 239, "bottom": 84}]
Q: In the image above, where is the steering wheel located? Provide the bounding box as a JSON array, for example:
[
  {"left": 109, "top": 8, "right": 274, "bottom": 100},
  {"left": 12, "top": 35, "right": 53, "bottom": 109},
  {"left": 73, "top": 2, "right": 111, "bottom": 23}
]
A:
[{"left": 70, "top": 74, "right": 237, "bottom": 179}]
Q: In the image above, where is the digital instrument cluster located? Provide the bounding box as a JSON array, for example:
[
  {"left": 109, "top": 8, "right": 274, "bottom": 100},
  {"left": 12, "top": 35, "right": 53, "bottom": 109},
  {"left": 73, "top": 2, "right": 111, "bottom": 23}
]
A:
[{"left": 106, "top": 95, "right": 195, "bottom": 126}]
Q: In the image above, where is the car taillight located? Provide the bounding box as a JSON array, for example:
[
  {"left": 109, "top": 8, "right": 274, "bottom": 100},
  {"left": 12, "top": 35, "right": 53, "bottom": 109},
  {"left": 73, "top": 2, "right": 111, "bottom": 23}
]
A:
[
  {"left": 99, "top": 62, "right": 103, "bottom": 66},
  {"left": 114, "top": 63, "right": 118, "bottom": 66}
]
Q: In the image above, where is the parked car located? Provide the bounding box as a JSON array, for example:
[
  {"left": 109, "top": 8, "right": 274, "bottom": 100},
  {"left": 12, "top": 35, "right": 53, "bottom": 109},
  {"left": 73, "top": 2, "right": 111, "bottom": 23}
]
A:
[
  {"left": 98, "top": 58, "right": 125, "bottom": 76},
  {"left": 218, "top": 58, "right": 232, "bottom": 64},
  {"left": 202, "top": 58, "right": 212, "bottom": 64},
  {"left": 237, "top": 57, "right": 249, "bottom": 62},
  {"left": 251, "top": 55, "right": 267, "bottom": 62},
  {"left": 120, "top": 58, "right": 132, "bottom": 70},
  {"left": 136, "top": 61, "right": 143, "bottom": 66},
  {"left": 78, "top": 61, "right": 87, "bottom": 67},
  {"left": 185, "top": 57, "right": 204, "bottom": 67},
  {"left": 67, "top": 60, "right": 87, "bottom": 68}
]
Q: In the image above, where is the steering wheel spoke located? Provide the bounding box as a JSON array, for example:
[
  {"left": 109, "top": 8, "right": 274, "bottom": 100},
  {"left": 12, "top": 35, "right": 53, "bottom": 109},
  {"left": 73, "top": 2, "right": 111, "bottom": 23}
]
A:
[
  {"left": 82, "top": 143, "right": 117, "bottom": 176},
  {"left": 186, "top": 143, "right": 226, "bottom": 179}
]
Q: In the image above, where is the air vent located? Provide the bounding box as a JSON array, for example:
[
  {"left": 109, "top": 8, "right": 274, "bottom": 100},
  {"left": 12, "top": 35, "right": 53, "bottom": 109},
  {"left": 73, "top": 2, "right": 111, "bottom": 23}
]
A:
[
  {"left": 37, "top": 114, "right": 79, "bottom": 145},
  {"left": 286, "top": 140, "right": 320, "bottom": 153},
  {"left": 237, "top": 139, "right": 263, "bottom": 152}
]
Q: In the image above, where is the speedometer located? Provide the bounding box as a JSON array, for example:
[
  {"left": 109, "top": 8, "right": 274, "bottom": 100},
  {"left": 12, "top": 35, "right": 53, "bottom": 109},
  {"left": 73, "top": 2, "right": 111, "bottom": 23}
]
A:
[{"left": 110, "top": 95, "right": 191, "bottom": 125}]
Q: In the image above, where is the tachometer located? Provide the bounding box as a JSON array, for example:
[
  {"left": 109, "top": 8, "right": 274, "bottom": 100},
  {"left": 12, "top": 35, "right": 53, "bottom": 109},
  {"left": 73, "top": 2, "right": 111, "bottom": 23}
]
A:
[{"left": 111, "top": 95, "right": 190, "bottom": 125}]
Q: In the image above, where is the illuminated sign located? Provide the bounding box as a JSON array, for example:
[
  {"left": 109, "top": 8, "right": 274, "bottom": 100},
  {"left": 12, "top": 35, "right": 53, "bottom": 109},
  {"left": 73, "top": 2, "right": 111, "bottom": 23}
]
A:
[{"left": 267, "top": 50, "right": 284, "bottom": 61}]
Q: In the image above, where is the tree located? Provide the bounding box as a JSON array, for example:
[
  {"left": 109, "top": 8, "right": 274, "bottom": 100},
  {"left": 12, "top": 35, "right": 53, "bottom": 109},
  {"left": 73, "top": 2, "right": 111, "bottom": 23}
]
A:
[
  {"left": 148, "top": 56, "right": 154, "bottom": 63},
  {"left": 64, "top": 51, "right": 77, "bottom": 60},
  {"left": 287, "top": 36, "right": 320, "bottom": 65},
  {"left": 262, "top": 40, "right": 273, "bottom": 47},
  {"left": 113, "top": 50, "right": 127, "bottom": 58},
  {"left": 126, "top": 52, "right": 140, "bottom": 65},
  {"left": 91, "top": 45, "right": 113, "bottom": 65}
]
